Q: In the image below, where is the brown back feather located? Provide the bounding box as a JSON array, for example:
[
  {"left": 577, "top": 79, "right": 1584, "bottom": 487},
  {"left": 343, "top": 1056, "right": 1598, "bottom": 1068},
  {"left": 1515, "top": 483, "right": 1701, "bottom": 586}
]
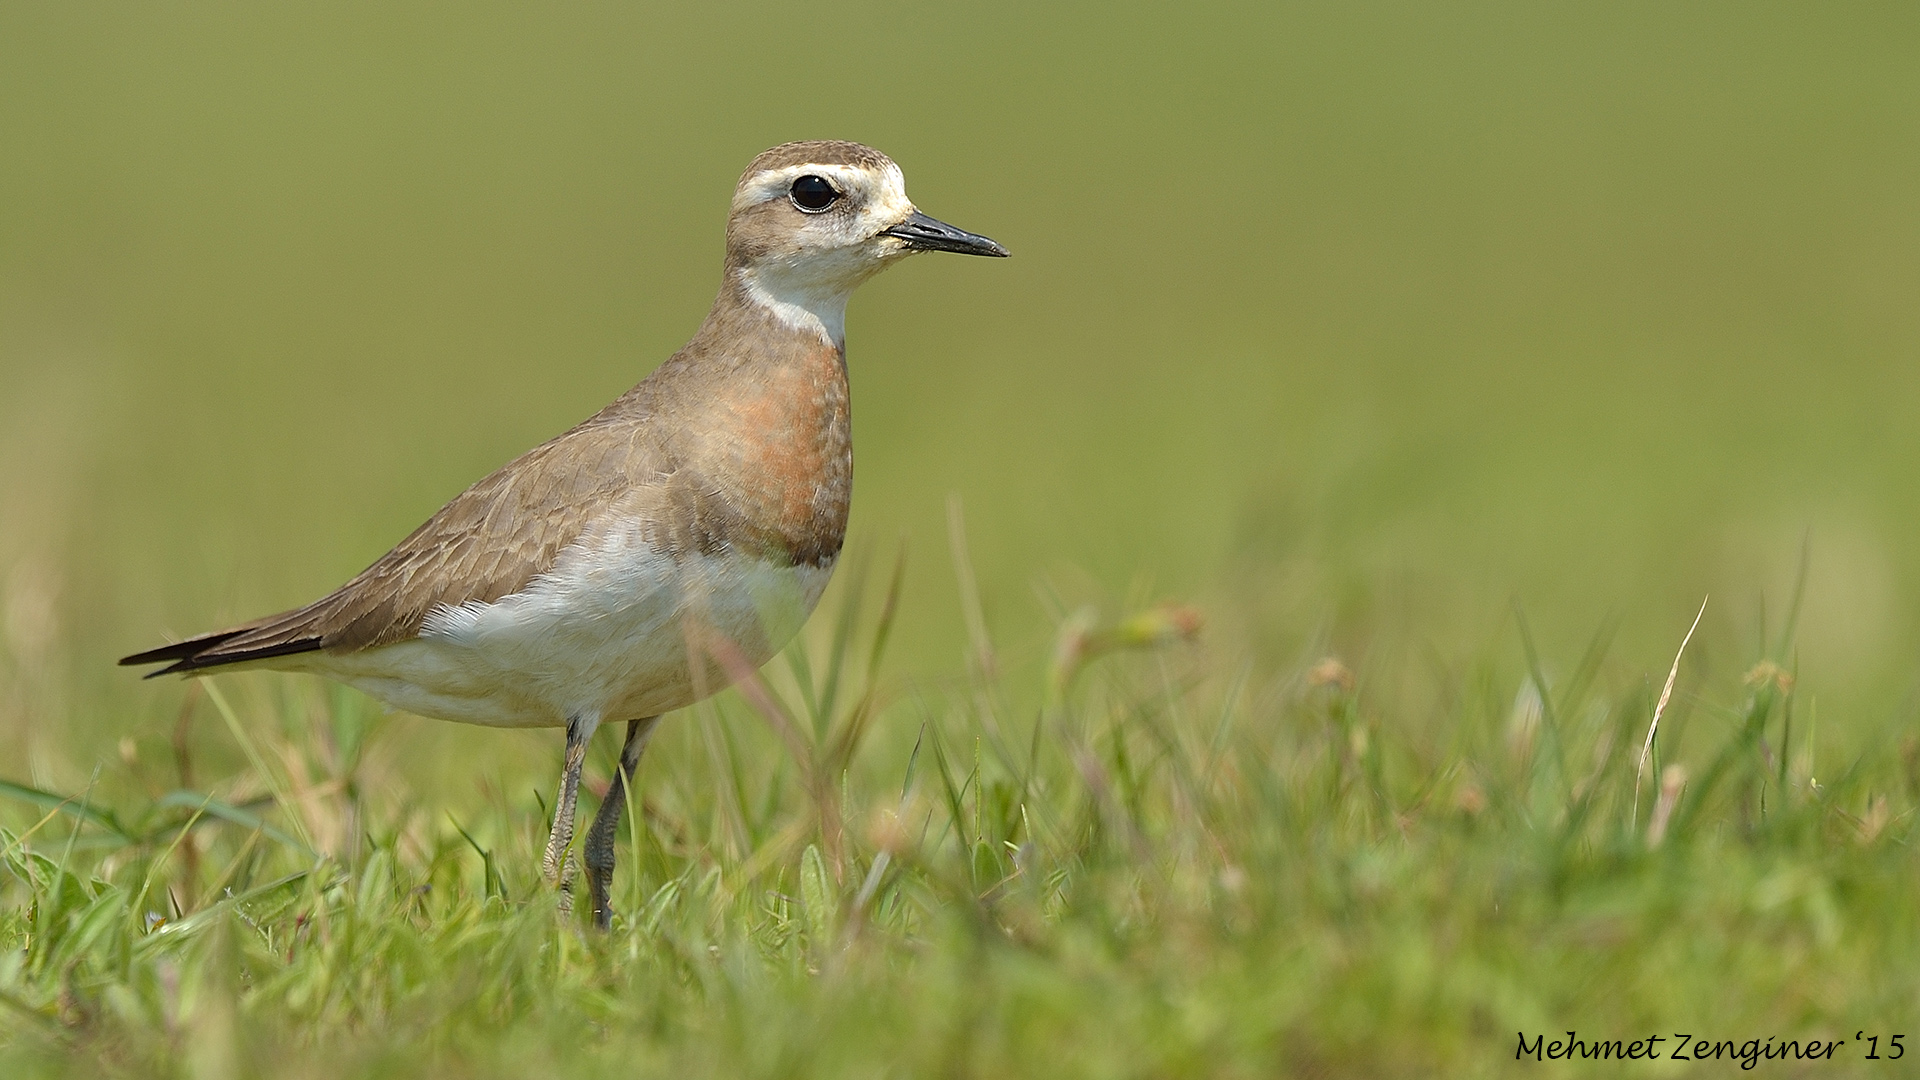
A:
[{"left": 124, "top": 271, "right": 853, "bottom": 674}]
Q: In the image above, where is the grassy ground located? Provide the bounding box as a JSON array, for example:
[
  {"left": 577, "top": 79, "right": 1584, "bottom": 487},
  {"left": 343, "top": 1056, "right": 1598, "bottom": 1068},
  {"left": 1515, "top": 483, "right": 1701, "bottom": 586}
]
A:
[{"left": 3, "top": 537, "right": 1916, "bottom": 1077}]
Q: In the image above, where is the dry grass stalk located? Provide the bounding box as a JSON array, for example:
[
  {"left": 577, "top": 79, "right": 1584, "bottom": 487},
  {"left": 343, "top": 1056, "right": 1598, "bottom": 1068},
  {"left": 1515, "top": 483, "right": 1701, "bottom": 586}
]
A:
[{"left": 1634, "top": 596, "right": 1707, "bottom": 830}]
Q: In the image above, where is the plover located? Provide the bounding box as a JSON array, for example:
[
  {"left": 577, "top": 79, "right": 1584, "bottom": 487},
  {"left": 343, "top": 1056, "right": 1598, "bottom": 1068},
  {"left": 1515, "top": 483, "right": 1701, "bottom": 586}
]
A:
[{"left": 121, "top": 140, "right": 1007, "bottom": 926}]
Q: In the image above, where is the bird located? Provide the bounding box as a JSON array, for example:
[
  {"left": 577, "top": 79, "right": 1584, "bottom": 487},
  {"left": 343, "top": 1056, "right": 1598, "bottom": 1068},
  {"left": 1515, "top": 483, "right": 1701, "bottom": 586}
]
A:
[{"left": 120, "top": 140, "right": 1008, "bottom": 927}]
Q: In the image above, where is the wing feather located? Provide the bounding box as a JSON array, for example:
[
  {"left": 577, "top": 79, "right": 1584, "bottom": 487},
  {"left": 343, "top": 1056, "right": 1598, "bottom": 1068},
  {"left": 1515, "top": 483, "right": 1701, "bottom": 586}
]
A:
[{"left": 122, "top": 410, "right": 670, "bottom": 674}]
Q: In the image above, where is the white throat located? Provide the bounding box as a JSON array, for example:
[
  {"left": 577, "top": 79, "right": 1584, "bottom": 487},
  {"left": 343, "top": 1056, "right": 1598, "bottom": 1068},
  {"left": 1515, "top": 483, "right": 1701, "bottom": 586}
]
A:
[{"left": 737, "top": 264, "right": 853, "bottom": 348}]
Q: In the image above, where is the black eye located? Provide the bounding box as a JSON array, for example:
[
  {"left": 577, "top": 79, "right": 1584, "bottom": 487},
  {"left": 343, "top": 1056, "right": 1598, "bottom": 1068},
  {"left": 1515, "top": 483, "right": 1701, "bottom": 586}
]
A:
[{"left": 789, "top": 175, "right": 840, "bottom": 213}]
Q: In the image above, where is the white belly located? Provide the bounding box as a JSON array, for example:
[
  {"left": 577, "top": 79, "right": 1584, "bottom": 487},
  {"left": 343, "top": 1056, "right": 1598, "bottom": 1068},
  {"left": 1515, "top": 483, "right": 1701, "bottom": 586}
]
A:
[{"left": 296, "top": 526, "right": 834, "bottom": 728}]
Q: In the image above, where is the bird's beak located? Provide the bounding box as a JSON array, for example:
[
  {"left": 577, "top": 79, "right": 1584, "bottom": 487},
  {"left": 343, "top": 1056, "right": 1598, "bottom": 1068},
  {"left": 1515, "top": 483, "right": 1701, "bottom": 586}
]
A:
[{"left": 882, "top": 211, "right": 1009, "bottom": 257}]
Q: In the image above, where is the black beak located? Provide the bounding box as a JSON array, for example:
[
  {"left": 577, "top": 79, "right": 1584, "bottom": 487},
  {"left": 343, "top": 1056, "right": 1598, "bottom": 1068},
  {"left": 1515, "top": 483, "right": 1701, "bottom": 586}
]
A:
[{"left": 882, "top": 211, "right": 1010, "bottom": 257}]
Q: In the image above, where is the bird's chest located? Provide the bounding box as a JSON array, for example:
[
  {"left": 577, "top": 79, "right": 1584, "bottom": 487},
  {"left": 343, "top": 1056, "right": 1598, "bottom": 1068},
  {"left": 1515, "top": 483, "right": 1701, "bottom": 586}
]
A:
[{"left": 700, "top": 346, "right": 852, "bottom": 566}]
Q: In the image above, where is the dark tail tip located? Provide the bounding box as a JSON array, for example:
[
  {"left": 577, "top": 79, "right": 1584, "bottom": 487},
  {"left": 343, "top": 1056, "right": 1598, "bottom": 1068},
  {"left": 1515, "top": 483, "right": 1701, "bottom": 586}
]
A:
[
  {"left": 120, "top": 630, "right": 249, "bottom": 668},
  {"left": 120, "top": 630, "right": 321, "bottom": 676}
]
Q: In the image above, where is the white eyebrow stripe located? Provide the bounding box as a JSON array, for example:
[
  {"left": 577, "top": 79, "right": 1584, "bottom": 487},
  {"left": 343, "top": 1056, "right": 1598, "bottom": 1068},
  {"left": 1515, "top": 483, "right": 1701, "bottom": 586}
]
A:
[
  {"left": 732, "top": 162, "right": 912, "bottom": 220},
  {"left": 734, "top": 164, "right": 866, "bottom": 211}
]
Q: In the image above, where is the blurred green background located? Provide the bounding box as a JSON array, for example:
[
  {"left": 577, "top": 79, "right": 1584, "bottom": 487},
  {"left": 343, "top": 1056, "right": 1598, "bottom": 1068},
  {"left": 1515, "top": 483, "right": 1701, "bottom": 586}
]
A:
[{"left": 2, "top": 1, "right": 1917, "bottom": 781}]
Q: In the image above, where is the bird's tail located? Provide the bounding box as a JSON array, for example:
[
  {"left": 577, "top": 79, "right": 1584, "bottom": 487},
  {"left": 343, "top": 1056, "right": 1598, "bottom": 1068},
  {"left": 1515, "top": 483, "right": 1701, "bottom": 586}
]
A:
[{"left": 119, "top": 619, "right": 323, "bottom": 678}]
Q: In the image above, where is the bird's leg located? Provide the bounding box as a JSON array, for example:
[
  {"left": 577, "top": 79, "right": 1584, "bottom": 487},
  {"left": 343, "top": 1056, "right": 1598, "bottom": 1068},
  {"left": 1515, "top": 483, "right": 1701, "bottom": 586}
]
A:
[
  {"left": 542, "top": 712, "right": 601, "bottom": 911},
  {"left": 585, "top": 716, "right": 661, "bottom": 930}
]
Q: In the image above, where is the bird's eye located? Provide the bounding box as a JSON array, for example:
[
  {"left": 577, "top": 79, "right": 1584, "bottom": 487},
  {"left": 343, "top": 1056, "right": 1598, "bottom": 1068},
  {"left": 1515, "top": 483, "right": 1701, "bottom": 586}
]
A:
[{"left": 789, "top": 175, "right": 840, "bottom": 213}]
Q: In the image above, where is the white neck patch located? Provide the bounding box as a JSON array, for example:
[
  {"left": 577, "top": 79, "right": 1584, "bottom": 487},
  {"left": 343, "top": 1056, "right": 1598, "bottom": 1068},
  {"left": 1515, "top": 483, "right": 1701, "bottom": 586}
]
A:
[{"left": 736, "top": 262, "right": 851, "bottom": 347}]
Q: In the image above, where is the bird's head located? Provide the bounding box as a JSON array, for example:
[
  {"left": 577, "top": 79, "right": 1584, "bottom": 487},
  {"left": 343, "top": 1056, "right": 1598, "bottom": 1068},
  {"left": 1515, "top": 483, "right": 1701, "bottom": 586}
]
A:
[{"left": 724, "top": 140, "right": 1007, "bottom": 344}]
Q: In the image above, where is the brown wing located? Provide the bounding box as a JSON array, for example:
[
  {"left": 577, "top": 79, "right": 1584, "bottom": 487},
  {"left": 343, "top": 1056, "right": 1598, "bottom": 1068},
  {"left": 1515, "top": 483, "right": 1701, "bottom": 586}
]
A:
[
  {"left": 122, "top": 413, "right": 670, "bottom": 676},
  {"left": 124, "top": 302, "right": 856, "bottom": 679}
]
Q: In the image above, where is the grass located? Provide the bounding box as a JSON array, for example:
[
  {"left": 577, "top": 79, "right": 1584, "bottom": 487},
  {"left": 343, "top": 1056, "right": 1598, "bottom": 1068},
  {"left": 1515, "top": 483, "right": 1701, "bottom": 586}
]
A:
[{"left": 3, "top": 529, "right": 1917, "bottom": 1079}]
